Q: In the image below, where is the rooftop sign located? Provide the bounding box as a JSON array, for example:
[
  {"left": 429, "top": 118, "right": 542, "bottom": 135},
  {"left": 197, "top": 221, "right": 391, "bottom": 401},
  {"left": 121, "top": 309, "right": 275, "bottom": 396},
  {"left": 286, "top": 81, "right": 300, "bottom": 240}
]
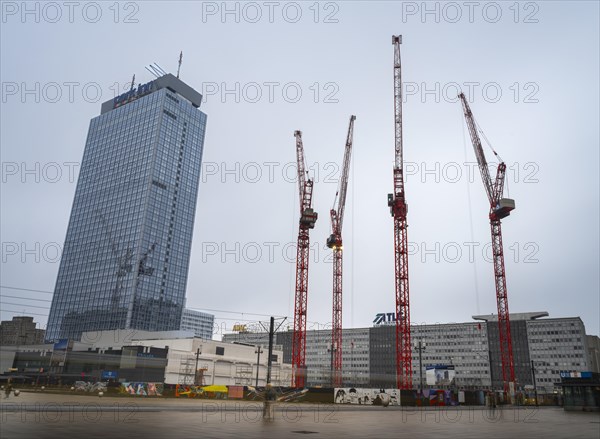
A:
[{"left": 113, "top": 80, "right": 155, "bottom": 108}]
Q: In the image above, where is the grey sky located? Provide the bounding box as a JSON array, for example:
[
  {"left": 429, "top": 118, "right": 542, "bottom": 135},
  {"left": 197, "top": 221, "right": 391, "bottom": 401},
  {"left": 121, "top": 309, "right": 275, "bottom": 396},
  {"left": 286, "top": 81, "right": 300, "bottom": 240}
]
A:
[{"left": 1, "top": 1, "right": 598, "bottom": 339}]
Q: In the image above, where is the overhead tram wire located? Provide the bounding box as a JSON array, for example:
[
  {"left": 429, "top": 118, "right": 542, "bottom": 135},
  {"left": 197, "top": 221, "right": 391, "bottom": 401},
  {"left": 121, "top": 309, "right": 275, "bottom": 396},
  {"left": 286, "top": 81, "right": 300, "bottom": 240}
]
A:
[
  {"left": 0, "top": 285, "right": 54, "bottom": 294},
  {"left": 0, "top": 295, "right": 52, "bottom": 302},
  {"left": 1, "top": 285, "right": 331, "bottom": 327},
  {"left": 1, "top": 301, "right": 51, "bottom": 309},
  {"left": 1, "top": 310, "right": 49, "bottom": 318}
]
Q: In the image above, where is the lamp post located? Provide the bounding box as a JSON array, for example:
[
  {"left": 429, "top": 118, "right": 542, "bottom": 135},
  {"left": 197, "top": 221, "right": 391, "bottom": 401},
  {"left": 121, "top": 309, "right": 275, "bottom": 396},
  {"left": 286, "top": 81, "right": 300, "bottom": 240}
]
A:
[
  {"left": 350, "top": 340, "right": 354, "bottom": 387},
  {"left": 194, "top": 348, "right": 201, "bottom": 385},
  {"left": 530, "top": 360, "right": 539, "bottom": 407},
  {"left": 413, "top": 341, "right": 426, "bottom": 398},
  {"left": 328, "top": 342, "right": 337, "bottom": 388},
  {"left": 255, "top": 346, "right": 263, "bottom": 387}
]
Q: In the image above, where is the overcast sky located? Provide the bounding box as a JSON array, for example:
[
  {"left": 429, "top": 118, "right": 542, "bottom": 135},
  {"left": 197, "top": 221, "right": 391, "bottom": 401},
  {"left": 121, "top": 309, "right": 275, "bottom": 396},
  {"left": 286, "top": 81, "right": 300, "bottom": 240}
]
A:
[{"left": 1, "top": 1, "right": 598, "bottom": 339}]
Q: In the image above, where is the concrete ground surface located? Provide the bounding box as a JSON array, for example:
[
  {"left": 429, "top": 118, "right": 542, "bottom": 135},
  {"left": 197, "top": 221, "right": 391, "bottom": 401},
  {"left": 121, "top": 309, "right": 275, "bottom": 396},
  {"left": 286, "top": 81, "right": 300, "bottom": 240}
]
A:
[{"left": 1, "top": 392, "right": 598, "bottom": 438}]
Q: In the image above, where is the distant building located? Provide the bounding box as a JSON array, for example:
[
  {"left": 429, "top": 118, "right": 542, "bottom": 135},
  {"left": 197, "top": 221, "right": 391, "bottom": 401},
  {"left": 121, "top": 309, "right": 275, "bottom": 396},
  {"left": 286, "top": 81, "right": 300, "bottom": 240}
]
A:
[
  {"left": 2, "top": 329, "right": 291, "bottom": 386},
  {"left": 0, "top": 316, "right": 45, "bottom": 345},
  {"left": 79, "top": 330, "right": 291, "bottom": 386},
  {"left": 223, "top": 311, "right": 592, "bottom": 392},
  {"left": 587, "top": 335, "right": 600, "bottom": 374},
  {"left": 46, "top": 73, "right": 208, "bottom": 342},
  {"left": 180, "top": 308, "right": 214, "bottom": 340}
]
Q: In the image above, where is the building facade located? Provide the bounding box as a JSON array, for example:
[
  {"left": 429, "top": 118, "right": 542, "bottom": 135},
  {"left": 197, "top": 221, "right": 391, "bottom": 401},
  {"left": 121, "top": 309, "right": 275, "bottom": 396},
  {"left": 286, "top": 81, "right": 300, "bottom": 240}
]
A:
[
  {"left": 180, "top": 308, "right": 215, "bottom": 340},
  {"left": 587, "top": 335, "right": 600, "bottom": 374},
  {"left": 0, "top": 316, "right": 45, "bottom": 346},
  {"left": 524, "top": 314, "right": 590, "bottom": 394},
  {"left": 80, "top": 330, "right": 291, "bottom": 386},
  {"left": 46, "top": 74, "right": 207, "bottom": 342},
  {"left": 223, "top": 311, "right": 593, "bottom": 392}
]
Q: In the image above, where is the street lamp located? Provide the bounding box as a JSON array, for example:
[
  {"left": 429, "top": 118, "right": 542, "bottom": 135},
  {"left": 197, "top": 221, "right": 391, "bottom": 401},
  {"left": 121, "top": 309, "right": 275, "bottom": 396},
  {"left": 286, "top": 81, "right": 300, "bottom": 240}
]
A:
[
  {"left": 350, "top": 340, "right": 354, "bottom": 386},
  {"left": 327, "top": 342, "right": 337, "bottom": 388},
  {"left": 413, "top": 341, "right": 426, "bottom": 397},
  {"left": 194, "top": 348, "right": 201, "bottom": 386},
  {"left": 255, "top": 346, "right": 263, "bottom": 387},
  {"left": 530, "top": 360, "right": 539, "bottom": 407}
]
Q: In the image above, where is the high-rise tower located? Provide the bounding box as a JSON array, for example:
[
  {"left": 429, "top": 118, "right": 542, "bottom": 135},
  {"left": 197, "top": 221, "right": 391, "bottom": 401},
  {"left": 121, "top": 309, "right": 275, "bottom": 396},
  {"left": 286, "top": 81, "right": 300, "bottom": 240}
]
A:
[{"left": 46, "top": 73, "right": 207, "bottom": 342}]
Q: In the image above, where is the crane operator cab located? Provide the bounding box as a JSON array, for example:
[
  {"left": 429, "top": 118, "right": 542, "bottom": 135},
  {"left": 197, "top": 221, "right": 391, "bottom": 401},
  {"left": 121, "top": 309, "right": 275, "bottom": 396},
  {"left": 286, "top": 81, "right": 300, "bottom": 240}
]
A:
[
  {"left": 326, "top": 234, "right": 342, "bottom": 249},
  {"left": 300, "top": 208, "right": 318, "bottom": 229},
  {"left": 492, "top": 198, "right": 515, "bottom": 220}
]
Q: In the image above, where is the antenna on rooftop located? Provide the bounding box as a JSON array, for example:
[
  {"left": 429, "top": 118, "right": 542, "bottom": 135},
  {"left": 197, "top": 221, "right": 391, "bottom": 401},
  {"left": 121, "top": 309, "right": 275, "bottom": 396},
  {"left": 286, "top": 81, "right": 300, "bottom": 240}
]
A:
[
  {"left": 145, "top": 63, "right": 167, "bottom": 79},
  {"left": 130, "top": 74, "right": 136, "bottom": 91},
  {"left": 153, "top": 63, "right": 168, "bottom": 76},
  {"left": 177, "top": 51, "right": 183, "bottom": 79},
  {"left": 145, "top": 65, "right": 161, "bottom": 79}
]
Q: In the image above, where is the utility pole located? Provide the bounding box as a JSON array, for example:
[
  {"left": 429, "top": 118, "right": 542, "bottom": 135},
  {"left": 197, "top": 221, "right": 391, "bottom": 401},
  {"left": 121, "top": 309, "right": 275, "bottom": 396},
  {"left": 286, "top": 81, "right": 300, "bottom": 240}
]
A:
[
  {"left": 259, "top": 316, "right": 286, "bottom": 386},
  {"left": 194, "top": 348, "right": 201, "bottom": 385},
  {"left": 489, "top": 349, "right": 494, "bottom": 391},
  {"left": 267, "top": 317, "right": 274, "bottom": 385},
  {"left": 328, "top": 343, "right": 337, "bottom": 387},
  {"left": 414, "top": 341, "right": 426, "bottom": 397},
  {"left": 255, "top": 346, "right": 263, "bottom": 387},
  {"left": 350, "top": 340, "right": 354, "bottom": 386},
  {"left": 531, "top": 360, "right": 538, "bottom": 407}
]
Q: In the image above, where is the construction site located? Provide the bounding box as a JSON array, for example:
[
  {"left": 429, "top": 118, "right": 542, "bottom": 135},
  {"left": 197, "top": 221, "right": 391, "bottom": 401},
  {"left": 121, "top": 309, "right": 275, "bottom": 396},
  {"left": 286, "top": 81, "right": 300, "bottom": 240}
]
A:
[{"left": 280, "top": 35, "right": 519, "bottom": 400}]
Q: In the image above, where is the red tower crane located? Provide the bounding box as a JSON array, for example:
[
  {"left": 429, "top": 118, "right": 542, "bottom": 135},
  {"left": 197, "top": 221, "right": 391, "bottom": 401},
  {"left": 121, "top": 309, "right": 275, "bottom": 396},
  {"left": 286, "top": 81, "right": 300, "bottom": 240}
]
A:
[
  {"left": 459, "top": 92, "right": 516, "bottom": 393},
  {"left": 326, "top": 115, "right": 356, "bottom": 388},
  {"left": 387, "top": 35, "right": 413, "bottom": 390},
  {"left": 291, "top": 130, "right": 318, "bottom": 388}
]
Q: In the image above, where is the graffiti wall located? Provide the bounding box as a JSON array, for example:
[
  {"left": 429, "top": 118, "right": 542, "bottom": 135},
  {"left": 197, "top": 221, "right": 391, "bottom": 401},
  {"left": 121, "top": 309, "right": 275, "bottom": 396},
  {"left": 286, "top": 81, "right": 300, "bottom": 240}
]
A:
[
  {"left": 334, "top": 388, "right": 401, "bottom": 406},
  {"left": 175, "top": 384, "right": 229, "bottom": 398},
  {"left": 119, "top": 382, "right": 163, "bottom": 396}
]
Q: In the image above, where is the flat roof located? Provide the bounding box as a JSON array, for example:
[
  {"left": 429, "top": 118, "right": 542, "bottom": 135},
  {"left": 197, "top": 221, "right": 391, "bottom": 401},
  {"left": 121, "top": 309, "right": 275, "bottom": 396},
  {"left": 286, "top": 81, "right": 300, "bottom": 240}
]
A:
[{"left": 100, "top": 73, "right": 203, "bottom": 115}]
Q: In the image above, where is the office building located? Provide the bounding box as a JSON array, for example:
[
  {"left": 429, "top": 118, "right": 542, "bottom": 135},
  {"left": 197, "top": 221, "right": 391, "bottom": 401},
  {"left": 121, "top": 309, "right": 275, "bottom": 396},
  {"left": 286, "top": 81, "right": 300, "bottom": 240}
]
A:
[
  {"left": 46, "top": 74, "right": 207, "bottom": 342},
  {"left": 180, "top": 308, "right": 215, "bottom": 340},
  {"left": 0, "top": 316, "right": 45, "bottom": 346},
  {"left": 223, "top": 311, "right": 593, "bottom": 392},
  {"left": 587, "top": 335, "right": 600, "bottom": 374}
]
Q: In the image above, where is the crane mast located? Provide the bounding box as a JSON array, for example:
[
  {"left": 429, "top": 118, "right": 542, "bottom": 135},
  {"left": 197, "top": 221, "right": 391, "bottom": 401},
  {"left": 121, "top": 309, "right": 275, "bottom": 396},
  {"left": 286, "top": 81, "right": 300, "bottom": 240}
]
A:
[
  {"left": 327, "top": 115, "right": 356, "bottom": 387},
  {"left": 291, "top": 130, "right": 318, "bottom": 388},
  {"left": 459, "top": 92, "right": 516, "bottom": 394},
  {"left": 387, "top": 35, "right": 413, "bottom": 390}
]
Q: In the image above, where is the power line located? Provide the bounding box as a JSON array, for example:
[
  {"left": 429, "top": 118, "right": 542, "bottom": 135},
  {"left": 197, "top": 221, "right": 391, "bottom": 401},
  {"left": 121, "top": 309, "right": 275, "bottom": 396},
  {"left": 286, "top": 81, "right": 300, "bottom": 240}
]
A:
[
  {"left": 0, "top": 295, "right": 52, "bottom": 303},
  {"left": 185, "top": 305, "right": 285, "bottom": 319},
  {"left": 0, "top": 285, "right": 323, "bottom": 326},
  {"left": 0, "top": 301, "right": 50, "bottom": 310},
  {"left": 0, "top": 285, "right": 53, "bottom": 294},
  {"left": 0, "top": 285, "right": 289, "bottom": 319},
  {"left": 0, "top": 309, "right": 49, "bottom": 318}
]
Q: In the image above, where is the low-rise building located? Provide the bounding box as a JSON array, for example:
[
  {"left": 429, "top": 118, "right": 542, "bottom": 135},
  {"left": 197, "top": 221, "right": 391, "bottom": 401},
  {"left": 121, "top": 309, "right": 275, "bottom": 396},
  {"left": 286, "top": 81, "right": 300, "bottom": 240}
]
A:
[
  {"left": 0, "top": 316, "right": 45, "bottom": 345},
  {"left": 81, "top": 330, "right": 291, "bottom": 386}
]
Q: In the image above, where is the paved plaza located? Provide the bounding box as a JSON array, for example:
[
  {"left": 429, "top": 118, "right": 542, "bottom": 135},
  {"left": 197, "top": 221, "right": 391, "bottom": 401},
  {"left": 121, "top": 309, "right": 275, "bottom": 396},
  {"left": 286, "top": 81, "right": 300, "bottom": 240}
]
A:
[{"left": 1, "top": 392, "right": 599, "bottom": 438}]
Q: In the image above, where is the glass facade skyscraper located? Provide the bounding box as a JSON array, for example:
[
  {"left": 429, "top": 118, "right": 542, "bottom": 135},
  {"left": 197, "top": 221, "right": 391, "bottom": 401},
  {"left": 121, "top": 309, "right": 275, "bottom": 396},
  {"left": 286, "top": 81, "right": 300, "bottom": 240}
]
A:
[{"left": 46, "top": 74, "right": 207, "bottom": 342}]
